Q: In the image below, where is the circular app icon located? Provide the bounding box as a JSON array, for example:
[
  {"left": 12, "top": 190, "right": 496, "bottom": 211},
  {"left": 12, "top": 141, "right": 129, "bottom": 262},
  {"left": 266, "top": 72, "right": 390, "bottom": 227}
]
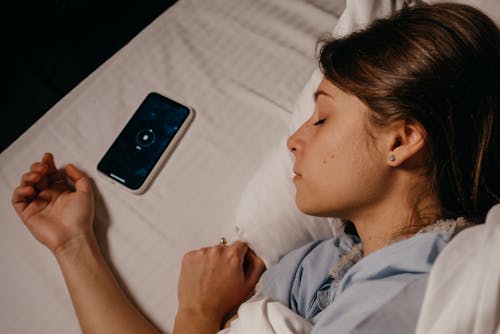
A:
[{"left": 136, "top": 129, "right": 156, "bottom": 147}]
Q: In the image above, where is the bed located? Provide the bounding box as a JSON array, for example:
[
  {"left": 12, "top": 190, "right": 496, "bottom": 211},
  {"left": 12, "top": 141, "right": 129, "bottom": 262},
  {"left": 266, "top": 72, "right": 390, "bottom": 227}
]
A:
[
  {"left": 1, "top": 0, "right": 498, "bottom": 333},
  {"left": 0, "top": 0, "right": 344, "bottom": 332}
]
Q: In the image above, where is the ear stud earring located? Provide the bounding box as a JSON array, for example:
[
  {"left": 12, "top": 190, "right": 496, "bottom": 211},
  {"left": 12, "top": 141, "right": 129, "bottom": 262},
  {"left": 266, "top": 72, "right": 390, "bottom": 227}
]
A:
[{"left": 388, "top": 154, "right": 396, "bottom": 162}]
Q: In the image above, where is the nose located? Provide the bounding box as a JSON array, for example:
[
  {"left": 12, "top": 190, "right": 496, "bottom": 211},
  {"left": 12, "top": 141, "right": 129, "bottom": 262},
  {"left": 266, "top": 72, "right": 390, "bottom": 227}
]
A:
[
  {"left": 287, "top": 132, "right": 298, "bottom": 154},
  {"left": 287, "top": 123, "right": 307, "bottom": 156}
]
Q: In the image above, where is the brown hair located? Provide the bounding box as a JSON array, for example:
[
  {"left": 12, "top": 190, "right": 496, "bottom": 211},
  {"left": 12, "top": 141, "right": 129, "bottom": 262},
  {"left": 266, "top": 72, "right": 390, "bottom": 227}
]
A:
[{"left": 319, "top": 3, "right": 500, "bottom": 230}]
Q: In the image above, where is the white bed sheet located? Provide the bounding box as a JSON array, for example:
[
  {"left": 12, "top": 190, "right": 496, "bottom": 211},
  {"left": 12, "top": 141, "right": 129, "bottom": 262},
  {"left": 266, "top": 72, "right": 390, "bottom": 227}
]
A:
[
  {"left": 2, "top": 1, "right": 499, "bottom": 333},
  {"left": 0, "top": 0, "right": 344, "bottom": 332}
]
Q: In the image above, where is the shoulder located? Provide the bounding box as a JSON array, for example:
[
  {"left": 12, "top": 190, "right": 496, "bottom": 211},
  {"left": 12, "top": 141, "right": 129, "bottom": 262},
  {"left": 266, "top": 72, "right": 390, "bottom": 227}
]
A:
[
  {"left": 311, "top": 232, "right": 453, "bottom": 333},
  {"left": 260, "top": 234, "right": 360, "bottom": 307},
  {"left": 313, "top": 275, "right": 429, "bottom": 334}
]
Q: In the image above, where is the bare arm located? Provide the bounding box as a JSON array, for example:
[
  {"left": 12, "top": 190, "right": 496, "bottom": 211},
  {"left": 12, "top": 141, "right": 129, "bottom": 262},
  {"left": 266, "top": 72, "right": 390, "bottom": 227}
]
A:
[
  {"left": 12, "top": 153, "right": 160, "bottom": 334},
  {"left": 55, "top": 234, "right": 160, "bottom": 333}
]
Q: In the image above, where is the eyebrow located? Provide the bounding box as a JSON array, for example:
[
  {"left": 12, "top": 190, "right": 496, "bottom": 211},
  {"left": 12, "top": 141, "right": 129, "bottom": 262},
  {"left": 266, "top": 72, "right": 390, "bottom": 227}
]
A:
[{"left": 314, "top": 89, "right": 335, "bottom": 101}]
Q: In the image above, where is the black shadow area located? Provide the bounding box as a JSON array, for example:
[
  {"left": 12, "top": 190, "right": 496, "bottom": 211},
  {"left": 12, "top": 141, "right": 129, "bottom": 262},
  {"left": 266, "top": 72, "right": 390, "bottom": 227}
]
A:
[{"left": 0, "top": 0, "right": 177, "bottom": 153}]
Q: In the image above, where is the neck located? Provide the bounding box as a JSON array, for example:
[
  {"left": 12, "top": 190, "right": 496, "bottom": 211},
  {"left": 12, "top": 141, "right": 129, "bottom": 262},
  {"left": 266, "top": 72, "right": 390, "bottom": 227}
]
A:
[
  {"left": 351, "top": 210, "right": 406, "bottom": 257},
  {"left": 349, "top": 182, "right": 441, "bottom": 257}
]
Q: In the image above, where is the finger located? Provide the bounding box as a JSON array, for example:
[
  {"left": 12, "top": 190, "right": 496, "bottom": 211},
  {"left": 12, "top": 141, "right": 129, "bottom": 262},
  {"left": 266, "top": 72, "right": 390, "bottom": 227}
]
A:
[
  {"left": 11, "top": 185, "right": 35, "bottom": 214},
  {"left": 41, "top": 152, "right": 58, "bottom": 174},
  {"left": 230, "top": 240, "right": 249, "bottom": 259},
  {"left": 27, "top": 163, "right": 50, "bottom": 191},
  {"left": 20, "top": 171, "right": 42, "bottom": 187},
  {"left": 29, "top": 162, "right": 48, "bottom": 174},
  {"left": 35, "top": 174, "right": 50, "bottom": 192},
  {"left": 243, "top": 250, "right": 266, "bottom": 286},
  {"left": 65, "top": 164, "right": 93, "bottom": 195},
  {"left": 228, "top": 241, "right": 250, "bottom": 269}
]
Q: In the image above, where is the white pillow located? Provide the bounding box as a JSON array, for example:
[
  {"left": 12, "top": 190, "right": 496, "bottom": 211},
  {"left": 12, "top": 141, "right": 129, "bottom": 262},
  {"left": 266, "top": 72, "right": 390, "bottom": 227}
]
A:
[{"left": 235, "top": 0, "right": 420, "bottom": 268}]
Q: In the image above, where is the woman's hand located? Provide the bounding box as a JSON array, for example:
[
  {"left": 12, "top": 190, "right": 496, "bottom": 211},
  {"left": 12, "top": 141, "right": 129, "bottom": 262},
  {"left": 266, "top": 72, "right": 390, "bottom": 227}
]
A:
[
  {"left": 12, "top": 153, "right": 162, "bottom": 334},
  {"left": 11, "top": 152, "right": 95, "bottom": 255},
  {"left": 174, "top": 241, "right": 266, "bottom": 333}
]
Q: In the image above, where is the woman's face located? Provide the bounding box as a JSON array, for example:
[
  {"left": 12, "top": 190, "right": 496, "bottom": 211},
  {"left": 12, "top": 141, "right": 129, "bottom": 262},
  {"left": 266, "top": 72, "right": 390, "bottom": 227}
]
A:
[{"left": 287, "top": 78, "right": 391, "bottom": 219}]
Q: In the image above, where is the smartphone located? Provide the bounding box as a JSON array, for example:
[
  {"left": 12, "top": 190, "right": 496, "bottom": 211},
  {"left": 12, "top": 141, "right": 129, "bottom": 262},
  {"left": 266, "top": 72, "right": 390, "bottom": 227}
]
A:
[{"left": 97, "top": 92, "right": 195, "bottom": 194}]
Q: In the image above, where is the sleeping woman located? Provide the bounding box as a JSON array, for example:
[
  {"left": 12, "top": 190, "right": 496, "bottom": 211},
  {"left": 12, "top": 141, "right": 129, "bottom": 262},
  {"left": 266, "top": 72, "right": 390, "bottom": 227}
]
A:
[{"left": 11, "top": 2, "right": 500, "bottom": 333}]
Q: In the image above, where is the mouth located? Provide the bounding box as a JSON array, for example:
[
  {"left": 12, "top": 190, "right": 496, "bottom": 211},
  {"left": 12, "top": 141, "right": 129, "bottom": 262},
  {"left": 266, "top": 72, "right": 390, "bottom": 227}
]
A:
[{"left": 293, "top": 169, "right": 302, "bottom": 179}]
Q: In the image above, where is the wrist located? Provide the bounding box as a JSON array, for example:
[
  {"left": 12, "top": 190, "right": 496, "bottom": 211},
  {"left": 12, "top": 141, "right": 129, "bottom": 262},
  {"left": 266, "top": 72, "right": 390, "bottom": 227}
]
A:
[
  {"left": 53, "top": 232, "right": 99, "bottom": 260},
  {"left": 174, "top": 307, "right": 222, "bottom": 334}
]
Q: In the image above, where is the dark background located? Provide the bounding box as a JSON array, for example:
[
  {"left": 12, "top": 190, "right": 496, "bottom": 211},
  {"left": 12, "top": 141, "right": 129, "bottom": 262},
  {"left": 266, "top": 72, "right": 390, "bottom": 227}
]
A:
[{"left": 0, "top": 0, "right": 177, "bottom": 153}]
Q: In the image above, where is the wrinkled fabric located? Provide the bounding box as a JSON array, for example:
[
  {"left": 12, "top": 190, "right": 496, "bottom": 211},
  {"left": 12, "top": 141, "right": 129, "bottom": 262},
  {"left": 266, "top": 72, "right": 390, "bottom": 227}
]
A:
[
  {"left": 260, "top": 229, "right": 456, "bottom": 333},
  {"left": 220, "top": 295, "right": 313, "bottom": 334},
  {"left": 416, "top": 204, "right": 500, "bottom": 334}
]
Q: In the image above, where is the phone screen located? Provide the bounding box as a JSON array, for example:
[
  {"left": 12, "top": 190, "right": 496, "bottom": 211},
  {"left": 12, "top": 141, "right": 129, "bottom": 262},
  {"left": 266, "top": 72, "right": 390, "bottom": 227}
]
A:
[{"left": 97, "top": 92, "right": 192, "bottom": 191}]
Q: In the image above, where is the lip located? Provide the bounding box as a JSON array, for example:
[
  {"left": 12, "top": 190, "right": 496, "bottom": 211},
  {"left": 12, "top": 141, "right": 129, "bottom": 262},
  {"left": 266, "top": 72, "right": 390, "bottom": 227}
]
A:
[{"left": 293, "top": 170, "right": 302, "bottom": 180}]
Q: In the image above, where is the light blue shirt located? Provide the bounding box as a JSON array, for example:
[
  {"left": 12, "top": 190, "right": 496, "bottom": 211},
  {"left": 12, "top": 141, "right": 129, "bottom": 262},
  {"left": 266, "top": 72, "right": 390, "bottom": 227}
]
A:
[{"left": 260, "top": 229, "right": 456, "bottom": 333}]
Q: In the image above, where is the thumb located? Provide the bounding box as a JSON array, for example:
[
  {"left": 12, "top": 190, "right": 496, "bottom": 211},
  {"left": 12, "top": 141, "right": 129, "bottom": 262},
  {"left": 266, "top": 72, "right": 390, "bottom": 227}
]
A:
[
  {"left": 244, "top": 250, "right": 266, "bottom": 287},
  {"left": 65, "top": 164, "right": 93, "bottom": 195}
]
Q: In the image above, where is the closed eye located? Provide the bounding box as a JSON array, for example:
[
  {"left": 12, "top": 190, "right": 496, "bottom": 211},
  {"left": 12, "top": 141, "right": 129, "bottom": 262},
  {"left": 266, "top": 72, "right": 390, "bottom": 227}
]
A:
[{"left": 313, "top": 119, "right": 326, "bottom": 126}]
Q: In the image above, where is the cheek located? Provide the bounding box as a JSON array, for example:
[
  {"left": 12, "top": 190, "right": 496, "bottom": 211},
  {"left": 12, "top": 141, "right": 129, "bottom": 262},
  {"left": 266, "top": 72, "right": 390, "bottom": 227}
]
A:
[
  {"left": 321, "top": 153, "right": 336, "bottom": 165},
  {"left": 296, "top": 154, "right": 352, "bottom": 216},
  {"left": 316, "top": 128, "right": 363, "bottom": 176},
  {"left": 296, "top": 129, "right": 383, "bottom": 216}
]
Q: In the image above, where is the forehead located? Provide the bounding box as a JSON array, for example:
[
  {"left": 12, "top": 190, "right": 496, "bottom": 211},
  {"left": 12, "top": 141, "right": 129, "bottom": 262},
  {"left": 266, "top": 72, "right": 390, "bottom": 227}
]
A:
[{"left": 316, "top": 78, "right": 371, "bottom": 114}]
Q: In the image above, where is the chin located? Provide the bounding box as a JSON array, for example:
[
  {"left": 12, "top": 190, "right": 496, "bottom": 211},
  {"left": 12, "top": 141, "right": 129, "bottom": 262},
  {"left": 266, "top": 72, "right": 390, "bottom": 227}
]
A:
[
  {"left": 295, "top": 194, "right": 350, "bottom": 218},
  {"left": 295, "top": 198, "right": 335, "bottom": 218}
]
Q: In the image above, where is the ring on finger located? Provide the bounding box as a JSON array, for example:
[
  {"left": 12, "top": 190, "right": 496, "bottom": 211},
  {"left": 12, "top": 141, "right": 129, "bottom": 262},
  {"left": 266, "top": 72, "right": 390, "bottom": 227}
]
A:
[{"left": 218, "top": 237, "right": 229, "bottom": 246}]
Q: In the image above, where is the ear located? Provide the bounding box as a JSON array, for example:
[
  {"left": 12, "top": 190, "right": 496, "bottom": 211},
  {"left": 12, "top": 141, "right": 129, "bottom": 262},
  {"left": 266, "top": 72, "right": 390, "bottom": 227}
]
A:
[{"left": 385, "top": 120, "right": 426, "bottom": 167}]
